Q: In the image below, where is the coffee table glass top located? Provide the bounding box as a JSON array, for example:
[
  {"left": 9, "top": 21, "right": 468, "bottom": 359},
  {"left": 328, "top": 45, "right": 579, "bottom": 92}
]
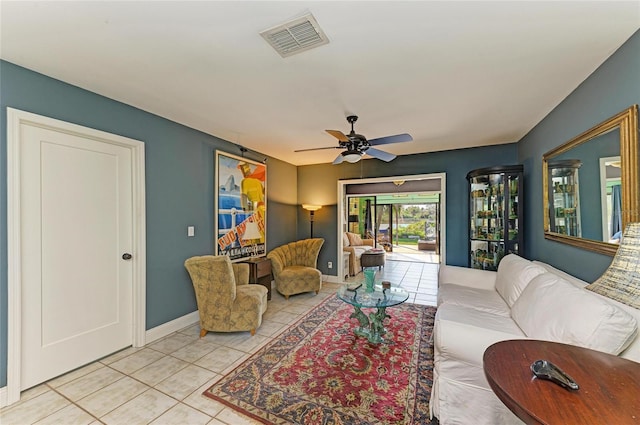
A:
[{"left": 337, "top": 284, "right": 409, "bottom": 308}]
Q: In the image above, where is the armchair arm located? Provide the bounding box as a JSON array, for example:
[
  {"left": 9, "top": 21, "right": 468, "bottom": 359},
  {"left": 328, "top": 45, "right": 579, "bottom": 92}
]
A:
[
  {"left": 267, "top": 251, "right": 285, "bottom": 277},
  {"left": 362, "top": 239, "right": 374, "bottom": 248},
  {"left": 232, "top": 263, "right": 250, "bottom": 285}
]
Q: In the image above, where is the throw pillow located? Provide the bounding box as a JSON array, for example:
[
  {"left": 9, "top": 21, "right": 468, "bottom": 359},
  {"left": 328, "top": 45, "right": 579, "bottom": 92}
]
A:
[
  {"left": 347, "top": 232, "right": 363, "bottom": 246},
  {"left": 512, "top": 273, "right": 638, "bottom": 355},
  {"left": 495, "top": 254, "right": 546, "bottom": 307},
  {"left": 586, "top": 223, "right": 640, "bottom": 309},
  {"left": 342, "top": 233, "right": 350, "bottom": 247}
]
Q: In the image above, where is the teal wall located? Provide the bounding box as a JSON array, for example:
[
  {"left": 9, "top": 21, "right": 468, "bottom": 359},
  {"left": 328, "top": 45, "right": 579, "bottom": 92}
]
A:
[
  {"left": 0, "top": 61, "right": 299, "bottom": 387},
  {"left": 518, "top": 30, "right": 639, "bottom": 282},
  {"left": 297, "top": 143, "right": 519, "bottom": 275}
]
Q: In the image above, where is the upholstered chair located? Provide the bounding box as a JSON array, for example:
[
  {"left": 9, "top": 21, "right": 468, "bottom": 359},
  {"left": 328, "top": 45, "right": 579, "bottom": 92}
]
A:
[
  {"left": 184, "top": 255, "right": 268, "bottom": 338},
  {"left": 267, "top": 238, "right": 324, "bottom": 300}
]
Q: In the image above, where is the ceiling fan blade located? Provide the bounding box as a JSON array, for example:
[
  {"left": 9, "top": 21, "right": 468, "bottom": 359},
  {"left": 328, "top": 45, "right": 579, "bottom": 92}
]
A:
[
  {"left": 365, "top": 147, "right": 396, "bottom": 162},
  {"left": 326, "top": 130, "right": 349, "bottom": 142},
  {"left": 368, "top": 133, "right": 413, "bottom": 146},
  {"left": 294, "top": 146, "right": 341, "bottom": 152}
]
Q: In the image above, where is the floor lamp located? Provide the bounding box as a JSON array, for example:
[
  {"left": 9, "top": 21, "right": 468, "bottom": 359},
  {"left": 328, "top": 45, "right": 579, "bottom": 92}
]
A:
[{"left": 302, "top": 204, "right": 322, "bottom": 238}]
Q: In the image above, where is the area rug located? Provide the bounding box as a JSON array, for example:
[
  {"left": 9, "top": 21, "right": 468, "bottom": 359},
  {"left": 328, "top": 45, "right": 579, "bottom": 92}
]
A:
[{"left": 204, "top": 294, "right": 436, "bottom": 424}]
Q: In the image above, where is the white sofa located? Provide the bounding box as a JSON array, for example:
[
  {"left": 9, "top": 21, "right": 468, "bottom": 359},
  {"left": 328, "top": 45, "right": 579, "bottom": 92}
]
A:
[
  {"left": 342, "top": 232, "right": 375, "bottom": 276},
  {"left": 431, "top": 254, "right": 640, "bottom": 425}
]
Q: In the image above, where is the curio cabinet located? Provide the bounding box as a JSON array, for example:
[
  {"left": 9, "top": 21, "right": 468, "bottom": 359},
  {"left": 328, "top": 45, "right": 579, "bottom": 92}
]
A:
[
  {"left": 467, "top": 165, "right": 524, "bottom": 271},
  {"left": 547, "top": 159, "right": 581, "bottom": 237}
]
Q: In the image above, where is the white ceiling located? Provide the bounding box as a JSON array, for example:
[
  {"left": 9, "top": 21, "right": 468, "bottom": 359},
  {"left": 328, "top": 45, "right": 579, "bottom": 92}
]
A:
[{"left": 1, "top": 1, "right": 638, "bottom": 166}]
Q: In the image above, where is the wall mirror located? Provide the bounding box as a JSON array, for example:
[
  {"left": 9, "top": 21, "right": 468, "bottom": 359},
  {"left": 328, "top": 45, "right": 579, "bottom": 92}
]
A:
[{"left": 543, "top": 105, "right": 638, "bottom": 255}]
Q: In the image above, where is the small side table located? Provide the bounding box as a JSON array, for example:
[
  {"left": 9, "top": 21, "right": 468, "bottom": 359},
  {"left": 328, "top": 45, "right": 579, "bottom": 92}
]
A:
[
  {"left": 342, "top": 252, "right": 350, "bottom": 279},
  {"left": 336, "top": 283, "right": 409, "bottom": 344},
  {"left": 483, "top": 339, "right": 640, "bottom": 424},
  {"left": 241, "top": 257, "right": 272, "bottom": 300}
]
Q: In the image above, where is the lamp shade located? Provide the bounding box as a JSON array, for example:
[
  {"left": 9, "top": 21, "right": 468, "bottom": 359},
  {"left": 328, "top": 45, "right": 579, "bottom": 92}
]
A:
[{"left": 242, "top": 220, "right": 262, "bottom": 240}]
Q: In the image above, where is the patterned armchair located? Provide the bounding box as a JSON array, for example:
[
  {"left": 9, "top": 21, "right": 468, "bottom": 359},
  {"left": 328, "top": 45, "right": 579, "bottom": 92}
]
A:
[
  {"left": 267, "top": 238, "right": 324, "bottom": 300},
  {"left": 184, "top": 255, "right": 268, "bottom": 337}
]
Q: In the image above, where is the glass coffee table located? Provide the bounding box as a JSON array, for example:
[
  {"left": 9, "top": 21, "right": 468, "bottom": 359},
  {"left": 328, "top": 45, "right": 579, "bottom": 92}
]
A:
[{"left": 337, "top": 283, "right": 409, "bottom": 344}]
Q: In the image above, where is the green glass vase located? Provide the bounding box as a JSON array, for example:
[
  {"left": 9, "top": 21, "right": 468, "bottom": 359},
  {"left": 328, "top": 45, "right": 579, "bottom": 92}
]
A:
[{"left": 364, "top": 268, "right": 376, "bottom": 293}]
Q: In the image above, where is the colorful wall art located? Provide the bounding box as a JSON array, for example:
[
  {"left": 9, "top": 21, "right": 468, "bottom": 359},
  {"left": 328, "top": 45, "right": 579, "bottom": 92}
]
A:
[{"left": 215, "top": 151, "right": 266, "bottom": 260}]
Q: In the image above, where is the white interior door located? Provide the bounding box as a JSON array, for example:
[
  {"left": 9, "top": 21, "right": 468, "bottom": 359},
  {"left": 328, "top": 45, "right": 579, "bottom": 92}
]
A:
[{"left": 19, "top": 124, "right": 134, "bottom": 390}]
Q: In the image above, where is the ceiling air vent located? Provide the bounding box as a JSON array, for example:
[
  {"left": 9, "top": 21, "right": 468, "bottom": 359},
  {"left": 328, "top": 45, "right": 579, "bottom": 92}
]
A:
[{"left": 260, "top": 13, "right": 329, "bottom": 58}]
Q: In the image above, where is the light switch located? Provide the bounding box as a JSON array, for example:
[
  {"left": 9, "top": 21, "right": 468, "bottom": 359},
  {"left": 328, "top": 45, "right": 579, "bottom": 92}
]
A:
[{"left": 187, "top": 226, "right": 195, "bottom": 237}]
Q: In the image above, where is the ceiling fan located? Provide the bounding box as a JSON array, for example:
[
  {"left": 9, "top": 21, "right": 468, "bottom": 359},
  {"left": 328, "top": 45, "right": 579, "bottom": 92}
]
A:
[{"left": 295, "top": 115, "right": 413, "bottom": 164}]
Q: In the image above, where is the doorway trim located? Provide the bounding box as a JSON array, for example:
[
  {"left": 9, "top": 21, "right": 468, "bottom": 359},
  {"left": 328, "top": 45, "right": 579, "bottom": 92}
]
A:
[
  {"left": 5, "top": 108, "right": 147, "bottom": 405},
  {"left": 337, "top": 173, "right": 446, "bottom": 276}
]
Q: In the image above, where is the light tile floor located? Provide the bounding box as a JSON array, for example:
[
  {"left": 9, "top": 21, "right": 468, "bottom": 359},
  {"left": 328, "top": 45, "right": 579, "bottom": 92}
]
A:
[
  {"left": 346, "top": 259, "right": 439, "bottom": 306},
  {"left": 1, "top": 263, "right": 438, "bottom": 425}
]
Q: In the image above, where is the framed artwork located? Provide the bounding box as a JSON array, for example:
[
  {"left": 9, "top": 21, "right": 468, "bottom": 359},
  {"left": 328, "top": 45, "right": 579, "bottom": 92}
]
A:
[{"left": 215, "top": 151, "right": 267, "bottom": 260}]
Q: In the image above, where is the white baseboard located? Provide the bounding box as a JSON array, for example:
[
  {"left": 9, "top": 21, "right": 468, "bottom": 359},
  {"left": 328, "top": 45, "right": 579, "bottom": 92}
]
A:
[
  {"left": 0, "top": 312, "right": 200, "bottom": 409},
  {"left": 0, "top": 386, "right": 7, "bottom": 408},
  {"left": 323, "top": 274, "right": 343, "bottom": 283},
  {"left": 144, "top": 311, "right": 200, "bottom": 345}
]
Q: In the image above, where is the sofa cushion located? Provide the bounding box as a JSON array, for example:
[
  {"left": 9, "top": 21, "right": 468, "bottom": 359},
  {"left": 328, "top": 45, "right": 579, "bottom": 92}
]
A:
[
  {"left": 346, "top": 232, "right": 363, "bottom": 246},
  {"left": 435, "top": 304, "right": 525, "bottom": 367},
  {"left": 512, "top": 273, "right": 638, "bottom": 355},
  {"left": 495, "top": 254, "right": 546, "bottom": 307},
  {"left": 342, "top": 232, "right": 350, "bottom": 247},
  {"left": 438, "top": 283, "right": 511, "bottom": 317},
  {"left": 432, "top": 303, "right": 527, "bottom": 425},
  {"left": 532, "top": 261, "right": 588, "bottom": 288},
  {"left": 530, "top": 261, "right": 640, "bottom": 362}
]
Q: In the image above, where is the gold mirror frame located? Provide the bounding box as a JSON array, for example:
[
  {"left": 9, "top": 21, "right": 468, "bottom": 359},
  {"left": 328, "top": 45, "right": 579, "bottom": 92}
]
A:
[{"left": 543, "top": 105, "right": 638, "bottom": 255}]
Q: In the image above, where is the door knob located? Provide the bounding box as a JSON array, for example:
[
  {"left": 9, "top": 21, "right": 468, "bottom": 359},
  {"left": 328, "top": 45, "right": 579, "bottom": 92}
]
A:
[{"left": 122, "top": 253, "right": 132, "bottom": 260}]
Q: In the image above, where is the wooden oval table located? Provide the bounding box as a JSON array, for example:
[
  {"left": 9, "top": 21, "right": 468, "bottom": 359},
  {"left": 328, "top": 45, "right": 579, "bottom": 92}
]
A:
[{"left": 483, "top": 339, "right": 640, "bottom": 425}]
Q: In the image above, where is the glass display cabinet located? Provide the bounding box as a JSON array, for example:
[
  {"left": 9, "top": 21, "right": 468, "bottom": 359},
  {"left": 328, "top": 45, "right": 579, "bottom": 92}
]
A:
[
  {"left": 547, "top": 159, "right": 581, "bottom": 237},
  {"left": 467, "top": 165, "right": 524, "bottom": 271}
]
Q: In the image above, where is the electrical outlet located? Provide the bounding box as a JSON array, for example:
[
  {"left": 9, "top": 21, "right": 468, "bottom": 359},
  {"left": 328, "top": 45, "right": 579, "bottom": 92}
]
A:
[
  {"left": 187, "top": 226, "right": 195, "bottom": 237},
  {"left": 328, "top": 262, "right": 333, "bottom": 269}
]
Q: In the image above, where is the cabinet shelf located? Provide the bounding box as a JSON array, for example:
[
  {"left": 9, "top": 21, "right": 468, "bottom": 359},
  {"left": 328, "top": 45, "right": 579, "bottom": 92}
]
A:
[{"left": 468, "top": 165, "right": 524, "bottom": 271}]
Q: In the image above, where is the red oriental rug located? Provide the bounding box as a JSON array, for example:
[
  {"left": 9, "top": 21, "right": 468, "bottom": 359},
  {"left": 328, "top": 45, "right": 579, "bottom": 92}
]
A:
[{"left": 204, "top": 294, "right": 436, "bottom": 424}]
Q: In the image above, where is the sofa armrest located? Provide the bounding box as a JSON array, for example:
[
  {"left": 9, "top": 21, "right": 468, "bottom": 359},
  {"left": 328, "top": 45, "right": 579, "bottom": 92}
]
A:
[
  {"left": 439, "top": 265, "right": 497, "bottom": 290},
  {"left": 343, "top": 246, "right": 357, "bottom": 262},
  {"left": 362, "top": 239, "right": 374, "bottom": 247}
]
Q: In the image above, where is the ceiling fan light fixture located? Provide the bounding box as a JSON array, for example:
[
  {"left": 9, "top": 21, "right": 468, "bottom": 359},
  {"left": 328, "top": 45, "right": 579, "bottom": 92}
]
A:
[{"left": 342, "top": 150, "right": 363, "bottom": 163}]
